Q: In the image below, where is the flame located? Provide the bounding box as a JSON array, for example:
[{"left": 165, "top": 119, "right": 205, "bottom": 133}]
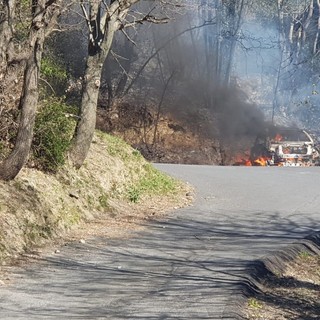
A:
[
  {"left": 253, "top": 156, "right": 269, "bottom": 166},
  {"left": 233, "top": 152, "right": 252, "bottom": 166},
  {"left": 233, "top": 154, "right": 270, "bottom": 166},
  {"left": 274, "top": 134, "right": 283, "bottom": 142}
]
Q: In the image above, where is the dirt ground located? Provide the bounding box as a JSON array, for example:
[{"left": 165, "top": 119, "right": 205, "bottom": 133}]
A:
[{"left": 245, "top": 252, "right": 320, "bottom": 320}]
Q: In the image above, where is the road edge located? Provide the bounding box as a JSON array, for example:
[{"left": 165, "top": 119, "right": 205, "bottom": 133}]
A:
[{"left": 223, "top": 231, "right": 320, "bottom": 319}]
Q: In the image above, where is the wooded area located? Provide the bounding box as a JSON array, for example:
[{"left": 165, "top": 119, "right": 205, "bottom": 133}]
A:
[{"left": 1, "top": 0, "right": 320, "bottom": 179}]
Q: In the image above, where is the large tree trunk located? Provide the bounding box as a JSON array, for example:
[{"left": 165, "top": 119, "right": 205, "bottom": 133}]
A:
[
  {"left": 0, "top": 0, "right": 59, "bottom": 180},
  {"left": 69, "top": 0, "right": 166, "bottom": 168},
  {"left": 223, "top": 0, "right": 245, "bottom": 85},
  {"left": 68, "top": 54, "right": 105, "bottom": 168},
  {"left": 69, "top": 8, "right": 119, "bottom": 168},
  {"left": 0, "top": 0, "right": 15, "bottom": 73},
  {"left": 0, "top": 55, "right": 41, "bottom": 180},
  {"left": 0, "top": 20, "right": 45, "bottom": 179}
]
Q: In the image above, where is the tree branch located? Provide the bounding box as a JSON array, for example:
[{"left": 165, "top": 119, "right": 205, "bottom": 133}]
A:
[{"left": 124, "top": 21, "right": 216, "bottom": 95}]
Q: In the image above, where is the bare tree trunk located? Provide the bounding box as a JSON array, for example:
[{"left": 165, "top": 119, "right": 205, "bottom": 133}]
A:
[
  {"left": 272, "top": 55, "right": 282, "bottom": 123},
  {"left": 303, "top": 0, "right": 314, "bottom": 43},
  {"left": 0, "top": 0, "right": 17, "bottom": 112},
  {"left": 224, "top": 0, "right": 245, "bottom": 85},
  {"left": 152, "top": 71, "right": 174, "bottom": 146},
  {"left": 0, "top": 0, "right": 15, "bottom": 73},
  {"left": 313, "top": 0, "right": 320, "bottom": 54},
  {"left": 0, "top": 55, "right": 41, "bottom": 180},
  {"left": 0, "top": 0, "right": 60, "bottom": 180},
  {"left": 187, "top": 12, "right": 201, "bottom": 79},
  {"left": 69, "top": 54, "right": 105, "bottom": 168},
  {"left": 114, "top": 37, "right": 136, "bottom": 98},
  {"left": 70, "top": 0, "right": 173, "bottom": 168},
  {"left": 69, "top": 3, "right": 119, "bottom": 168}
]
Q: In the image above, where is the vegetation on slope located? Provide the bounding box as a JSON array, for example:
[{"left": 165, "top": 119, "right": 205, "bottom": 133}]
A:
[
  {"left": 0, "top": 131, "right": 191, "bottom": 263},
  {"left": 245, "top": 251, "right": 320, "bottom": 319}
]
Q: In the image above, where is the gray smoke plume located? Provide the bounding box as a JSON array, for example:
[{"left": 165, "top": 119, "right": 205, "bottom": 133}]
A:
[{"left": 211, "top": 84, "right": 266, "bottom": 143}]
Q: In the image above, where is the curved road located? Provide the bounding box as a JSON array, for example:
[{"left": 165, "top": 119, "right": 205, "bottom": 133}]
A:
[{"left": 1, "top": 165, "right": 320, "bottom": 319}]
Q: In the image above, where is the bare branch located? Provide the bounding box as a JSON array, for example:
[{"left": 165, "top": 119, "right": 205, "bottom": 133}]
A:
[
  {"left": 110, "top": 50, "right": 132, "bottom": 79},
  {"left": 120, "top": 28, "right": 137, "bottom": 46},
  {"left": 39, "top": 77, "right": 56, "bottom": 94},
  {"left": 124, "top": 21, "right": 216, "bottom": 95}
]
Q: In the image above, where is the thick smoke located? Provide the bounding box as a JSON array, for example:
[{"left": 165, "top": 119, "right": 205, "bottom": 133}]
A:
[
  {"left": 136, "top": 12, "right": 270, "bottom": 151},
  {"left": 151, "top": 1, "right": 320, "bottom": 140},
  {"left": 54, "top": 1, "right": 320, "bottom": 154},
  {"left": 211, "top": 85, "right": 266, "bottom": 145}
]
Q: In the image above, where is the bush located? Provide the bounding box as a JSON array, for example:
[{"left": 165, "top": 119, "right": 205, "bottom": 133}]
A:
[
  {"left": 41, "top": 57, "right": 67, "bottom": 82},
  {"left": 127, "top": 163, "right": 178, "bottom": 203},
  {"left": 32, "top": 98, "right": 76, "bottom": 172},
  {"left": 40, "top": 56, "right": 68, "bottom": 96}
]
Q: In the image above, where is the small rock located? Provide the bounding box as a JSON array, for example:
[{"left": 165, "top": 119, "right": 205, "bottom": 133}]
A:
[
  {"left": 54, "top": 249, "right": 60, "bottom": 254},
  {"left": 117, "top": 266, "right": 122, "bottom": 269},
  {"left": 79, "top": 239, "right": 85, "bottom": 244},
  {"left": 69, "top": 191, "right": 79, "bottom": 199},
  {"left": 186, "top": 192, "right": 193, "bottom": 197}
]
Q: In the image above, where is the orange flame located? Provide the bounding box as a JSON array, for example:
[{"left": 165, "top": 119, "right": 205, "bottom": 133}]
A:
[
  {"left": 233, "top": 152, "right": 252, "bottom": 166},
  {"left": 233, "top": 154, "right": 271, "bottom": 166},
  {"left": 274, "top": 134, "right": 283, "bottom": 142},
  {"left": 253, "top": 156, "right": 269, "bottom": 166}
]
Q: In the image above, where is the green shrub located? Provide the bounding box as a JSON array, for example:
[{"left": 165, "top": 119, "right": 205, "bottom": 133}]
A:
[
  {"left": 32, "top": 98, "right": 76, "bottom": 172},
  {"left": 139, "top": 164, "right": 177, "bottom": 194},
  {"left": 127, "top": 186, "right": 141, "bottom": 203},
  {"left": 127, "top": 164, "right": 178, "bottom": 203},
  {"left": 40, "top": 56, "right": 68, "bottom": 96},
  {"left": 41, "top": 57, "right": 67, "bottom": 81}
]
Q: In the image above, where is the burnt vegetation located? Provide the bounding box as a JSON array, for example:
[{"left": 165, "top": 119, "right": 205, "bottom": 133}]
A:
[{"left": 2, "top": 0, "right": 320, "bottom": 178}]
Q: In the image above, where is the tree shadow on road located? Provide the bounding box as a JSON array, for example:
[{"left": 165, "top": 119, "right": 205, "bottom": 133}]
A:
[{"left": 3, "top": 208, "right": 320, "bottom": 319}]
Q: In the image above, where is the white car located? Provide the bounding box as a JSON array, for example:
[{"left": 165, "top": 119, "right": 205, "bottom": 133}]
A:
[{"left": 251, "top": 127, "right": 319, "bottom": 166}]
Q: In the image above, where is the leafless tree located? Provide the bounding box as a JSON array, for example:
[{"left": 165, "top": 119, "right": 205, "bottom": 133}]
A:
[
  {"left": 69, "top": 0, "right": 176, "bottom": 168},
  {"left": 0, "top": 0, "right": 62, "bottom": 180}
]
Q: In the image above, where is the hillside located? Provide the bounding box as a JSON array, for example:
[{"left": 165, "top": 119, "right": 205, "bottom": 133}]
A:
[
  {"left": 0, "top": 131, "right": 192, "bottom": 267},
  {"left": 96, "top": 104, "right": 224, "bottom": 165}
]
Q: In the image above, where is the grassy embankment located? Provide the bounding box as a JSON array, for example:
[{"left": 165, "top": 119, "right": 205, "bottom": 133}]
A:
[{"left": 0, "top": 131, "right": 190, "bottom": 263}]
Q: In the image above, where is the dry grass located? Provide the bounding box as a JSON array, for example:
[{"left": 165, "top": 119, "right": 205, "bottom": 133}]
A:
[
  {"left": 245, "top": 252, "right": 320, "bottom": 320},
  {"left": 0, "top": 131, "right": 193, "bottom": 268},
  {"left": 96, "top": 105, "right": 222, "bottom": 165}
]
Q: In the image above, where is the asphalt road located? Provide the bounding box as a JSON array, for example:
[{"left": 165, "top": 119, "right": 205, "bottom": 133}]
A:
[{"left": 1, "top": 165, "right": 320, "bottom": 319}]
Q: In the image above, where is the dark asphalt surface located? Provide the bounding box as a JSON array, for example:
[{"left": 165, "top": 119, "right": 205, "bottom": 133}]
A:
[{"left": 0, "top": 165, "right": 320, "bottom": 319}]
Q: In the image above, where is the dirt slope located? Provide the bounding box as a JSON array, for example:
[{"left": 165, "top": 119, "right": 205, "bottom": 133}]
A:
[
  {"left": 96, "top": 104, "right": 223, "bottom": 165},
  {"left": 0, "top": 131, "right": 192, "bottom": 267}
]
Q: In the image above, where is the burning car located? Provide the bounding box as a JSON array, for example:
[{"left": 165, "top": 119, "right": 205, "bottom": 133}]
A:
[{"left": 250, "top": 126, "right": 319, "bottom": 166}]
